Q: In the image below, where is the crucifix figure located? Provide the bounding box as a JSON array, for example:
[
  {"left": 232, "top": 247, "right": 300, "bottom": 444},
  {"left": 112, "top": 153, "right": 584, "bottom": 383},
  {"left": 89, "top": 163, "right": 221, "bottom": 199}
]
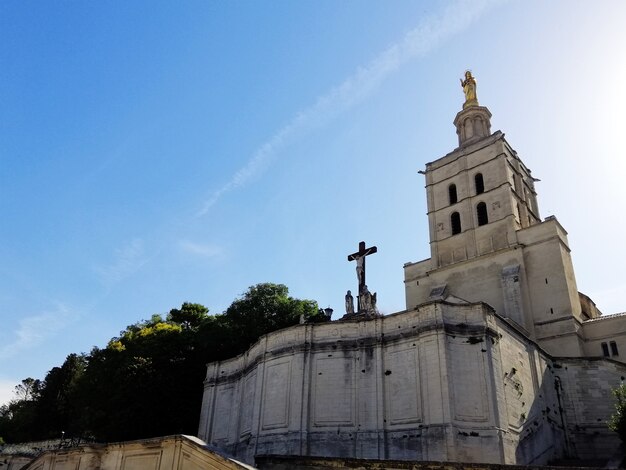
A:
[{"left": 347, "top": 240, "right": 377, "bottom": 296}]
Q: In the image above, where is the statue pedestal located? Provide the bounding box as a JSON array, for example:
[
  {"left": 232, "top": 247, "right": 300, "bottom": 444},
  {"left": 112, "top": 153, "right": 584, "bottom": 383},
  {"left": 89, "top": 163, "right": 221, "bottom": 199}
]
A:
[
  {"left": 341, "top": 287, "right": 380, "bottom": 320},
  {"left": 340, "top": 309, "right": 379, "bottom": 321},
  {"left": 453, "top": 105, "right": 492, "bottom": 147}
]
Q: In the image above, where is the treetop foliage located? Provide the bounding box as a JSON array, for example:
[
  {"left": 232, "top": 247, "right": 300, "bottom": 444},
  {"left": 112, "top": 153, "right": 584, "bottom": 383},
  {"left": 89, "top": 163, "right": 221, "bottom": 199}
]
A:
[
  {"left": 0, "top": 283, "right": 320, "bottom": 444},
  {"left": 609, "top": 383, "right": 626, "bottom": 443},
  {"left": 224, "top": 283, "right": 322, "bottom": 351}
]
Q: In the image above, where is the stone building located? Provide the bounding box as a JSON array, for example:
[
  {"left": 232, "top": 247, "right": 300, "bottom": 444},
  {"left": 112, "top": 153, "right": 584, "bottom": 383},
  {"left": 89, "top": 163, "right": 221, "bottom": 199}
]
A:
[
  {"left": 198, "top": 74, "right": 626, "bottom": 466},
  {"left": 0, "top": 435, "right": 254, "bottom": 470}
]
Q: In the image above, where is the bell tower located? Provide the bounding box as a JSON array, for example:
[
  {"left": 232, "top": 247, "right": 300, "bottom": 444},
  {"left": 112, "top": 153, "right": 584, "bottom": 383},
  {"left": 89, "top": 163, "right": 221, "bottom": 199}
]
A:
[
  {"left": 424, "top": 71, "right": 541, "bottom": 272},
  {"left": 404, "top": 72, "right": 585, "bottom": 357}
]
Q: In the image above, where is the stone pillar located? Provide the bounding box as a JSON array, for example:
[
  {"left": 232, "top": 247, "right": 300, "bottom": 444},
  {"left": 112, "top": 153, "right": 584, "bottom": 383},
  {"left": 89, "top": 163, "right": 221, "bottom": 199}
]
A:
[{"left": 453, "top": 106, "right": 492, "bottom": 147}]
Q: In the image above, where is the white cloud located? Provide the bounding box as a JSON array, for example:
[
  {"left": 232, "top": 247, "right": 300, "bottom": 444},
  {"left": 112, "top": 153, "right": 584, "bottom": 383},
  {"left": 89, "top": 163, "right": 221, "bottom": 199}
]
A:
[
  {"left": 196, "top": 0, "right": 502, "bottom": 216},
  {"left": 178, "top": 240, "right": 222, "bottom": 258},
  {"left": 95, "top": 238, "right": 147, "bottom": 285},
  {"left": 0, "top": 302, "right": 76, "bottom": 360}
]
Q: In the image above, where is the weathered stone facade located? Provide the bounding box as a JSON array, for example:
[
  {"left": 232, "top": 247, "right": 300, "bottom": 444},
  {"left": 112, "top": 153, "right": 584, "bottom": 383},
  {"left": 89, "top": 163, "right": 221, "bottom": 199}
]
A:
[
  {"left": 198, "top": 303, "right": 625, "bottom": 465},
  {"left": 255, "top": 456, "right": 610, "bottom": 470},
  {"left": 403, "top": 98, "right": 626, "bottom": 360},
  {"left": 5, "top": 435, "right": 253, "bottom": 470},
  {"left": 199, "top": 83, "right": 626, "bottom": 466}
]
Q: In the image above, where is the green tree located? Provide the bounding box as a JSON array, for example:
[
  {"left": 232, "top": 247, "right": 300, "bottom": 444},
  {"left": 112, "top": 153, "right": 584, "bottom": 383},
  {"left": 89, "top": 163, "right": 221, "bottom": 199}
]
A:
[
  {"left": 609, "top": 383, "right": 626, "bottom": 443},
  {"left": 0, "top": 360, "right": 86, "bottom": 443},
  {"left": 35, "top": 354, "right": 87, "bottom": 439},
  {"left": 0, "top": 284, "right": 320, "bottom": 443},
  {"left": 0, "top": 398, "right": 38, "bottom": 443},
  {"left": 223, "top": 283, "right": 321, "bottom": 353},
  {"left": 167, "top": 303, "right": 209, "bottom": 330},
  {"left": 0, "top": 379, "right": 44, "bottom": 442},
  {"left": 79, "top": 305, "right": 215, "bottom": 441},
  {"left": 14, "top": 378, "right": 42, "bottom": 402}
]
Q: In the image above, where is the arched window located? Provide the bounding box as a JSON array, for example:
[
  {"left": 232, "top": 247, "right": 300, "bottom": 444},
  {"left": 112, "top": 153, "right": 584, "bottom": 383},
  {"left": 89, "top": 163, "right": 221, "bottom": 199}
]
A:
[
  {"left": 451, "top": 212, "right": 461, "bottom": 235},
  {"left": 475, "top": 173, "right": 485, "bottom": 194},
  {"left": 477, "top": 202, "right": 488, "bottom": 226},
  {"left": 448, "top": 184, "right": 458, "bottom": 205}
]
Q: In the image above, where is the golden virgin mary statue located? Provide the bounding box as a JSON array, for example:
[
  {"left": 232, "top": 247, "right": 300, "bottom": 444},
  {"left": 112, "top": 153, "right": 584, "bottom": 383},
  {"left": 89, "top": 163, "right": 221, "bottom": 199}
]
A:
[{"left": 460, "top": 70, "right": 478, "bottom": 108}]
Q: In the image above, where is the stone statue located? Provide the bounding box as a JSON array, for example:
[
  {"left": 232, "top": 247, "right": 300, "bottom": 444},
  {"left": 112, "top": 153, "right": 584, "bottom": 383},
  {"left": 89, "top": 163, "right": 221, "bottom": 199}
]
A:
[
  {"left": 358, "top": 293, "right": 366, "bottom": 312},
  {"left": 358, "top": 285, "right": 371, "bottom": 313},
  {"left": 355, "top": 257, "right": 364, "bottom": 288},
  {"left": 346, "top": 241, "right": 379, "bottom": 318},
  {"left": 345, "top": 290, "right": 354, "bottom": 315},
  {"left": 357, "top": 285, "right": 379, "bottom": 316},
  {"left": 460, "top": 70, "right": 478, "bottom": 108},
  {"left": 348, "top": 241, "right": 377, "bottom": 292}
]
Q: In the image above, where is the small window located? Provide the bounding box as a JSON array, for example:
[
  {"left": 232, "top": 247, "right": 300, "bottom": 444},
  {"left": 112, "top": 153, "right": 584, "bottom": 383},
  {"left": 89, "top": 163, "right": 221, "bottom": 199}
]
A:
[
  {"left": 524, "top": 187, "right": 530, "bottom": 205},
  {"left": 448, "top": 184, "right": 458, "bottom": 205},
  {"left": 451, "top": 212, "right": 461, "bottom": 235},
  {"left": 602, "top": 342, "right": 610, "bottom": 357},
  {"left": 611, "top": 341, "right": 619, "bottom": 356},
  {"left": 477, "top": 202, "right": 488, "bottom": 226},
  {"left": 475, "top": 173, "right": 485, "bottom": 194}
]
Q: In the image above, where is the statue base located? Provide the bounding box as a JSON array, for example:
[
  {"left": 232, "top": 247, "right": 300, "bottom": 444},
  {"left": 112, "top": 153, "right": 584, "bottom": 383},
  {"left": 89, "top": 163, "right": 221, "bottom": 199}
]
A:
[
  {"left": 453, "top": 105, "right": 492, "bottom": 147},
  {"left": 340, "top": 308, "right": 380, "bottom": 321}
]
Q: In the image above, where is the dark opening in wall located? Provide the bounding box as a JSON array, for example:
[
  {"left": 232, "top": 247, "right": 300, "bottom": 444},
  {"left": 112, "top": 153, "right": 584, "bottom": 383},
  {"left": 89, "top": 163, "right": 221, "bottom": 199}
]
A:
[
  {"left": 475, "top": 173, "right": 485, "bottom": 194},
  {"left": 611, "top": 341, "right": 619, "bottom": 356},
  {"left": 477, "top": 202, "right": 488, "bottom": 226},
  {"left": 451, "top": 212, "right": 461, "bottom": 235},
  {"left": 602, "top": 342, "right": 610, "bottom": 357},
  {"left": 449, "top": 184, "right": 458, "bottom": 204}
]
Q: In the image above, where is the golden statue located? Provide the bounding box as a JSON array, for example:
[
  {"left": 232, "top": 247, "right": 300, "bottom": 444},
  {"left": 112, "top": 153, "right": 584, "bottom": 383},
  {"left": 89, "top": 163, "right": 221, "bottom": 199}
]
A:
[{"left": 460, "top": 70, "right": 478, "bottom": 108}]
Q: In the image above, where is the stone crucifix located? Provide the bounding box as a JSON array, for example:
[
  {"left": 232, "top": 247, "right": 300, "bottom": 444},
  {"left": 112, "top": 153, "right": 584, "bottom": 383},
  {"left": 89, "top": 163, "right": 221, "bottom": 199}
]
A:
[{"left": 347, "top": 241, "right": 378, "bottom": 313}]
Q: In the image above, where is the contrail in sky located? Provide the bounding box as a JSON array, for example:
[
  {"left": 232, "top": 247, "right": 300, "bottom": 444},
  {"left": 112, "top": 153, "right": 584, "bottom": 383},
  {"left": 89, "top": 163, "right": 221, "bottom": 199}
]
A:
[{"left": 196, "top": 0, "right": 503, "bottom": 217}]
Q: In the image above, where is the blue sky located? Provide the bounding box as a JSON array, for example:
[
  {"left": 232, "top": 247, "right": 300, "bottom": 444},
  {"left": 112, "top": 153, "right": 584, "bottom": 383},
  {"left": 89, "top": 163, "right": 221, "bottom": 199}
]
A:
[{"left": 2, "top": 0, "right": 626, "bottom": 405}]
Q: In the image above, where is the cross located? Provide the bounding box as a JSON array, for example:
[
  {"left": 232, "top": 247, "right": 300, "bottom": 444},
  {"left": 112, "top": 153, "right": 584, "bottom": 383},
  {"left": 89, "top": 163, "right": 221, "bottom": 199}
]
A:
[{"left": 347, "top": 241, "right": 377, "bottom": 293}]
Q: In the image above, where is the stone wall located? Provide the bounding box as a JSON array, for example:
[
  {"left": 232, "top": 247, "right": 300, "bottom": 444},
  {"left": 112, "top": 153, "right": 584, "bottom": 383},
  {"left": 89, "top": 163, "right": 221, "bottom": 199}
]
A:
[
  {"left": 255, "top": 455, "right": 607, "bottom": 470},
  {"left": 0, "top": 454, "right": 33, "bottom": 470},
  {"left": 494, "top": 320, "right": 565, "bottom": 464},
  {"left": 199, "top": 302, "right": 623, "bottom": 466},
  {"left": 582, "top": 313, "right": 626, "bottom": 361},
  {"left": 14, "top": 435, "right": 252, "bottom": 470},
  {"left": 255, "top": 455, "right": 608, "bottom": 470},
  {"left": 556, "top": 357, "right": 625, "bottom": 460},
  {"left": 404, "top": 215, "right": 587, "bottom": 359}
]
